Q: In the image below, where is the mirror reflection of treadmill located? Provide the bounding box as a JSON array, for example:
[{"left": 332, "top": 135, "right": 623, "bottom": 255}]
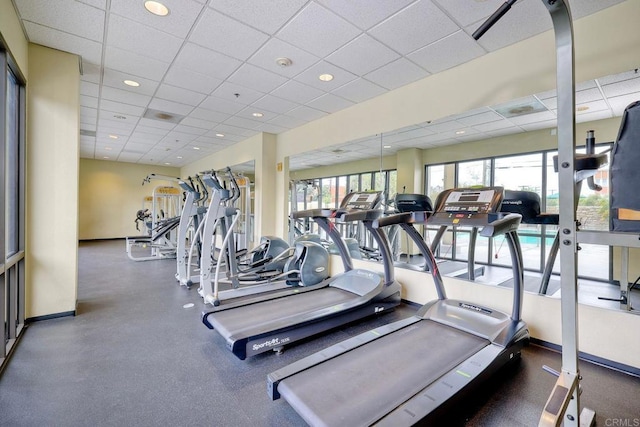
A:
[{"left": 268, "top": 186, "right": 529, "bottom": 425}]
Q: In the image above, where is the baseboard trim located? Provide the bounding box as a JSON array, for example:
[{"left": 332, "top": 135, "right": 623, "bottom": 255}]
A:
[
  {"left": 530, "top": 338, "right": 640, "bottom": 378},
  {"left": 26, "top": 310, "right": 76, "bottom": 323}
]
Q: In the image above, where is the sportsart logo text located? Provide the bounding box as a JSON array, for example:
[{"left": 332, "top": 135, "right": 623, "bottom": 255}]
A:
[{"left": 252, "top": 337, "right": 290, "bottom": 351}]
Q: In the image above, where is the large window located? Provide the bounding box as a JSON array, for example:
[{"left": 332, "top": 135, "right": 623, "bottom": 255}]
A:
[
  {"left": 426, "top": 146, "right": 611, "bottom": 283},
  {"left": 1, "top": 45, "right": 27, "bottom": 372}
]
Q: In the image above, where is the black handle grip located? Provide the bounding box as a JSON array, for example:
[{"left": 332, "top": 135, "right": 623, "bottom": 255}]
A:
[{"left": 472, "top": 0, "right": 518, "bottom": 40}]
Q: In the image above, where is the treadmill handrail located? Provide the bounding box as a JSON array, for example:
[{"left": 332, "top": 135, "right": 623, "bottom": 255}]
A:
[{"left": 479, "top": 213, "right": 522, "bottom": 238}]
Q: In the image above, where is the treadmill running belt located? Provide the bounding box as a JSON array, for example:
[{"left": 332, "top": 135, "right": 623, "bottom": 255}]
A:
[
  {"left": 278, "top": 320, "right": 489, "bottom": 427},
  {"left": 208, "top": 287, "right": 357, "bottom": 341}
]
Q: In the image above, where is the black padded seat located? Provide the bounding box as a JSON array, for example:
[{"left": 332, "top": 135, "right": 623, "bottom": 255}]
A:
[{"left": 501, "top": 191, "right": 559, "bottom": 226}]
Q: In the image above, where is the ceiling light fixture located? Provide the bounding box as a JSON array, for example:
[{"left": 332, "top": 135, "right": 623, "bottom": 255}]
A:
[
  {"left": 318, "top": 73, "right": 334, "bottom": 82},
  {"left": 455, "top": 130, "right": 466, "bottom": 135},
  {"left": 383, "top": 145, "right": 391, "bottom": 149},
  {"left": 144, "top": 1, "right": 169, "bottom": 16},
  {"left": 105, "top": 147, "right": 112, "bottom": 151},
  {"left": 215, "top": 133, "right": 225, "bottom": 138},
  {"left": 177, "top": 156, "right": 183, "bottom": 159},
  {"left": 577, "top": 105, "right": 590, "bottom": 112},
  {"left": 123, "top": 79, "right": 140, "bottom": 87},
  {"left": 108, "top": 134, "right": 118, "bottom": 139},
  {"left": 193, "top": 146, "right": 200, "bottom": 150},
  {"left": 276, "top": 57, "right": 292, "bottom": 67},
  {"left": 103, "top": 156, "right": 110, "bottom": 159},
  {"left": 252, "top": 112, "right": 264, "bottom": 118},
  {"left": 164, "top": 162, "right": 171, "bottom": 165}
]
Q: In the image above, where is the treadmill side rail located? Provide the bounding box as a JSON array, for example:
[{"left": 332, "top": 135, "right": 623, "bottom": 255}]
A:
[{"left": 374, "top": 344, "right": 505, "bottom": 426}]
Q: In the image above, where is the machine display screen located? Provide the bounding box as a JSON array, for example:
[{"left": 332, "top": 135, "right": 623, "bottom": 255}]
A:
[
  {"left": 341, "top": 192, "right": 382, "bottom": 210},
  {"left": 442, "top": 189, "right": 497, "bottom": 214}
]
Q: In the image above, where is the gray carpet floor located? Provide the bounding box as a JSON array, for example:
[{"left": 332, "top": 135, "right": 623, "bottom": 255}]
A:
[{"left": 0, "top": 239, "right": 637, "bottom": 426}]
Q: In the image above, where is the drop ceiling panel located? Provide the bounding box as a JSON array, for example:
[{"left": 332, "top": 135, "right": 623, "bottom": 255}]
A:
[
  {"left": 107, "top": 14, "right": 183, "bottom": 63},
  {"left": 317, "top": 0, "right": 415, "bottom": 30},
  {"left": 137, "top": 117, "right": 177, "bottom": 130},
  {"left": 369, "top": 0, "right": 459, "bottom": 55},
  {"left": 285, "top": 105, "right": 328, "bottom": 122},
  {"left": 294, "top": 61, "right": 358, "bottom": 92},
  {"left": 99, "top": 99, "right": 146, "bottom": 116},
  {"left": 507, "top": 111, "right": 556, "bottom": 126},
  {"left": 155, "top": 84, "right": 206, "bottom": 106},
  {"left": 163, "top": 66, "right": 222, "bottom": 95},
  {"left": 172, "top": 125, "right": 208, "bottom": 136},
  {"left": 569, "top": 0, "right": 626, "bottom": 20},
  {"left": 518, "top": 119, "right": 557, "bottom": 132},
  {"left": 23, "top": 22, "right": 102, "bottom": 65},
  {"left": 326, "top": 34, "right": 400, "bottom": 76},
  {"left": 109, "top": 0, "right": 205, "bottom": 38},
  {"left": 104, "top": 46, "right": 170, "bottom": 82},
  {"left": 101, "top": 68, "right": 159, "bottom": 96},
  {"left": 271, "top": 80, "right": 325, "bottom": 104},
  {"left": 188, "top": 107, "right": 231, "bottom": 123},
  {"left": 408, "top": 30, "right": 485, "bottom": 74},
  {"left": 101, "top": 86, "right": 152, "bottom": 107},
  {"left": 228, "top": 64, "right": 289, "bottom": 94},
  {"left": 306, "top": 93, "right": 354, "bottom": 114},
  {"left": 251, "top": 95, "right": 299, "bottom": 115},
  {"left": 148, "top": 98, "right": 194, "bottom": 116},
  {"left": 81, "top": 95, "right": 98, "bottom": 109},
  {"left": 188, "top": 8, "right": 269, "bottom": 61},
  {"left": 172, "top": 43, "right": 242, "bottom": 81},
  {"left": 576, "top": 109, "right": 614, "bottom": 124},
  {"left": 81, "top": 81, "right": 100, "bottom": 98},
  {"left": 210, "top": 81, "right": 266, "bottom": 105},
  {"left": 179, "top": 117, "right": 218, "bottom": 130},
  {"left": 364, "top": 58, "right": 429, "bottom": 90},
  {"left": 210, "top": 0, "right": 307, "bottom": 34},
  {"left": 247, "top": 38, "right": 320, "bottom": 78},
  {"left": 331, "top": 78, "right": 387, "bottom": 103},
  {"left": 276, "top": 2, "right": 361, "bottom": 58},
  {"left": 455, "top": 110, "right": 504, "bottom": 127},
  {"left": 601, "top": 77, "right": 640, "bottom": 99},
  {"left": 608, "top": 93, "right": 640, "bottom": 116},
  {"left": 200, "top": 96, "right": 249, "bottom": 115},
  {"left": 432, "top": 0, "right": 504, "bottom": 27},
  {"left": 266, "top": 114, "right": 307, "bottom": 129},
  {"left": 16, "top": 0, "right": 105, "bottom": 41}
]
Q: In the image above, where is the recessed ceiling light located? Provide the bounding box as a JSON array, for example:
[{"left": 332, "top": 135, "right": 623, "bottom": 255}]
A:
[
  {"left": 164, "top": 162, "right": 171, "bottom": 165},
  {"left": 177, "top": 156, "right": 183, "bottom": 159},
  {"left": 108, "top": 134, "right": 118, "bottom": 139},
  {"left": 103, "top": 156, "right": 109, "bottom": 159},
  {"left": 144, "top": 1, "right": 169, "bottom": 16},
  {"left": 577, "top": 105, "right": 590, "bottom": 112},
  {"left": 105, "top": 147, "right": 112, "bottom": 151},
  {"left": 318, "top": 73, "right": 334, "bottom": 82},
  {"left": 252, "top": 112, "right": 264, "bottom": 118},
  {"left": 215, "top": 133, "right": 225, "bottom": 138},
  {"left": 193, "top": 146, "right": 200, "bottom": 150},
  {"left": 383, "top": 145, "right": 391, "bottom": 149},
  {"left": 455, "top": 130, "right": 466, "bottom": 135},
  {"left": 123, "top": 79, "right": 140, "bottom": 87}
]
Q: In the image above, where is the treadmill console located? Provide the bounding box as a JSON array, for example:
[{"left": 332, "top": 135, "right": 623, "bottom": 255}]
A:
[
  {"left": 430, "top": 187, "right": 504, "bottom": 226},
  {"left": 339, "top": 191, "right": 383, "bottom": 210}
]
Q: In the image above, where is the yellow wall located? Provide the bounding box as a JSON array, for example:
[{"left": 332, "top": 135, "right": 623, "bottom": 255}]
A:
[
  {"left": 0, "top": 0, "right": 28, "bottom": 74},
  {"left": 26, "top": 44, "right": 80, "bottom": 318},
  {"left": 78, "top": 159, "right": 180, "bottom": 239}
]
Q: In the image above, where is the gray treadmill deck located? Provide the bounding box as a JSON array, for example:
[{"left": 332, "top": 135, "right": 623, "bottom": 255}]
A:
[
  {"left": 207, "top": 287, "right": 357, "bottom": 341},
  {"left": 278, "top": 319, "right": 489, "bottom": 427}
]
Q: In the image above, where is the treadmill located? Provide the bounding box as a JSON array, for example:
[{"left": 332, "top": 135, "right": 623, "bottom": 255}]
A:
[
  {"left": 201, "top": 191, "right": 402, "bottom": 360},
  {"left": 268, "top": 186, "right": 529, "bottom": 425}
]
